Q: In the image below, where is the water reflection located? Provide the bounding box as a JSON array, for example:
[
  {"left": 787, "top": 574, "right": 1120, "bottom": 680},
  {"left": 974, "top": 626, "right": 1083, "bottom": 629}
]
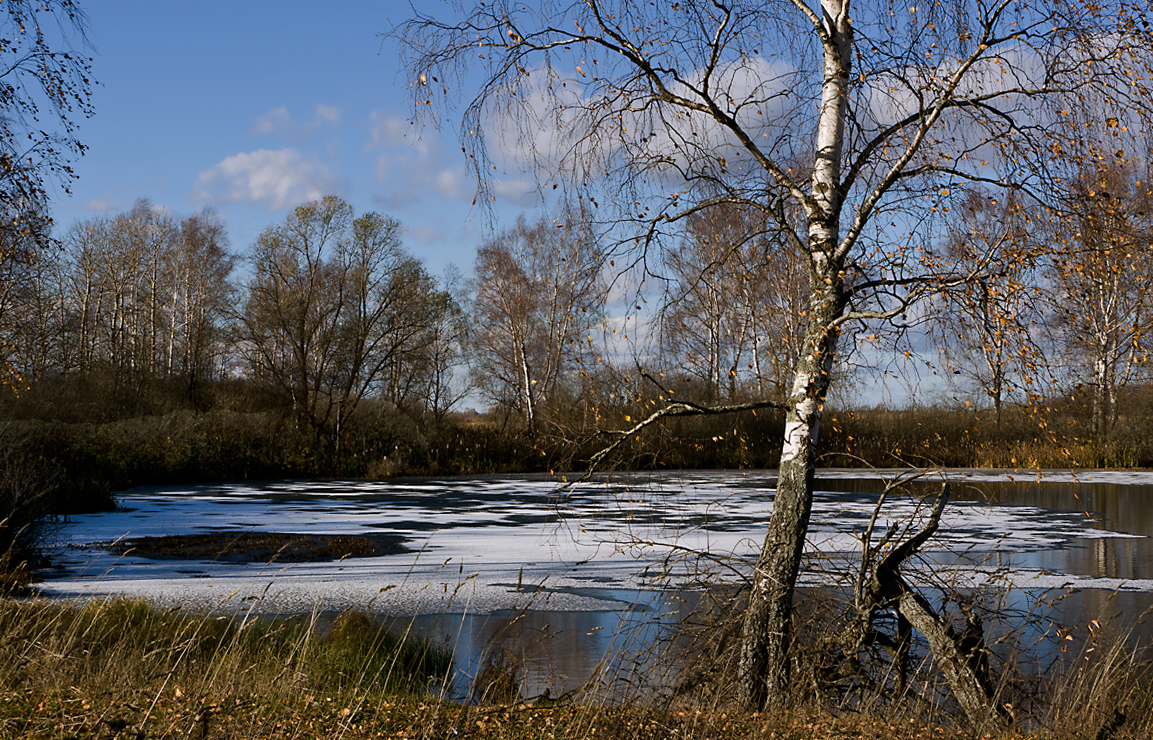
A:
[
  {"left": 406, "top": 590, "right": 696, "bottom": 701},
  {"left": 817, "top": 475, "right": 1153, "bottom": 582},
  {"left": 417, "top": 473, "right": 1153, "bottom": 701},
  {"left": 37, "top": 470, "right": 1153, "bottom": 703}
]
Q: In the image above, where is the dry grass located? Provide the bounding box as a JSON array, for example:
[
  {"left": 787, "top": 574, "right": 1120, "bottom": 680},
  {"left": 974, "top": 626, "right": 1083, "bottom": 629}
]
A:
[
  {"left": 2, "top": 593, "right": 1152, "bottom": 739},
  {"left": 0, "top": 597, "right": 450, "bottom": 738},
  {"left": 1039, "top": 612, "right": 1153, "bottom": 740}
]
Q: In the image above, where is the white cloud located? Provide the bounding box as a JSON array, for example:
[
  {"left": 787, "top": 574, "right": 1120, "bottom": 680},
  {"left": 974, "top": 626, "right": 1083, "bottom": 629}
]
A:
[
  {"left": 368, "top": 113, "right": 477, "bottom": 207},
  {"left": 409, "top": 224, "right": 446, "bottom": 246},
  {"left": 250, "top": 104, "right": 342, "bottom": 141},
  {"left": 81, "top": 196, "right": 121, "bottom": 212},
  {"left": 491, "top": 177, "right": 537, "bottom": 206},
  {"left": 315, "top": 104, "right": 341, "bottom": 126},
  {"left": 251, "top": 106, "right": 294, "bottom": 136},
  {"left": 367, "top": 112, "right": 418, "bottom": 150},
  {"left": 432, "top": 167, "right": 467, "bottom": 200},
  {"left": 192, "top": 149, "right": 340, "bottom": 210}
]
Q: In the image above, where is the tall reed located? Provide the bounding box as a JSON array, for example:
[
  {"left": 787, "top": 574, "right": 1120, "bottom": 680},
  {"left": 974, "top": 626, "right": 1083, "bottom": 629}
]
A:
[{"left": 0, "top": 597, "right": 450, "bottom": 738}]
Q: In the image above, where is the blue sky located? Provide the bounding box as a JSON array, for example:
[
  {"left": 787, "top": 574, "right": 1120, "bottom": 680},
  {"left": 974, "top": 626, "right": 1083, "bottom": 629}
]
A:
[
  {"left": 54, "top": 1, "right": 518, "bottom": 277},
  {"left": 45, "top": 1, "right": 945, "bottom": 407}
]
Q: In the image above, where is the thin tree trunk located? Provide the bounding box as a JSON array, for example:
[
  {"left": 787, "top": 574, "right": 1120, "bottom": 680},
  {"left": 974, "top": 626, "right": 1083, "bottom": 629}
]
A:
[
  {"left": 520, "top": 340, "right": 536, "bottom": 436},
  {"left": 1093, "top": 353, "right": 1108, "bottom": 438},
  {"left": 737, "top": 279, "right": 844, "bottom": 708},
  {"left": 736, "top": 0, "right": 853, "bottom": 709}
]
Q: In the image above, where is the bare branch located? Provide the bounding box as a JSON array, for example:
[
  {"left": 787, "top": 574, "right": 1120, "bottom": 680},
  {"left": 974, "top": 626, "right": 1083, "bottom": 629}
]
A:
[{"left": 585, "top": 396, "right": 789, "bottom": 473}]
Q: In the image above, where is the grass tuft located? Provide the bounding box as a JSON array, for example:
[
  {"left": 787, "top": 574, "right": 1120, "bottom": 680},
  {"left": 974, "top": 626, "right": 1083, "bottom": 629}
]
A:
[{"left": 4, "top": 593, "right": 1153, "bottom": 738}]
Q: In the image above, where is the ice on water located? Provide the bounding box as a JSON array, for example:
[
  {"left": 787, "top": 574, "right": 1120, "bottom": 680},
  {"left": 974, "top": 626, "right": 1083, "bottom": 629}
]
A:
[{"left": 37, "top": 469, "right": 1151, "bottom": 615}]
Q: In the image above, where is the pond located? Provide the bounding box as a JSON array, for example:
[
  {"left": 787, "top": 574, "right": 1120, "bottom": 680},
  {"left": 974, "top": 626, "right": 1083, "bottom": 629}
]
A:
[{"left": 34, "top": 469, "right": 1153, "bottom": 700}]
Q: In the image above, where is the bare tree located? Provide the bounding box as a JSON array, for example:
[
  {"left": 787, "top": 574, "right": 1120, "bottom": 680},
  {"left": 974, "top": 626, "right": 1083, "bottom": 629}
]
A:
[
  {"left": 239, "top": 196, "right": 436, "bottom": 449},
  {"left": 397, "top": 0, "right": 1153, "bottom": 713},
  {"left": 8, "top": 203, "right": 234, "bottom": 405},
  {"left": 241, "top": 196, "right": 355, "bottom": 440},
  {"left": 52, "top": 201, "right": 177, "bottom": 393},
  {"left": 931, "top": 190, "right": 1045, "bottom": 427},
  {"left": 469, "top": 212, "right": 605, "bottom": 436},
  {"left": 661, "top": 203, "right": 807, "bottom": 403},
  {"left": 168, "top": 210, "right": 235, "bottom": 402},
  {"left": 1048, "top": 162, "right": 1153, "bottom": 438},
  {"left": 58, "top": 216, "right": 108, "bottom": 374},
  {"left": 409, "top": 268, "right": 471, "bottom": 427}
]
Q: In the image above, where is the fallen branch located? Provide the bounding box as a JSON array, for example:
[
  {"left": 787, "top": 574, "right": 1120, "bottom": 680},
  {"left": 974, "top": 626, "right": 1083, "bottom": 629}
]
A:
[{"left": 846, "top": 482, "right": 1012, "bottom": 733}]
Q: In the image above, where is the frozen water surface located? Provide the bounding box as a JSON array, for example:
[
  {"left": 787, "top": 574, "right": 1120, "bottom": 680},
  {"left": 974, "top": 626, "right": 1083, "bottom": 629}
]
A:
[
  {"left": 34, "top": 468, "right": 1153, "bottom": 699},
  {"left": 37, "top": 469, "right": 1153, "bottom": 615}
]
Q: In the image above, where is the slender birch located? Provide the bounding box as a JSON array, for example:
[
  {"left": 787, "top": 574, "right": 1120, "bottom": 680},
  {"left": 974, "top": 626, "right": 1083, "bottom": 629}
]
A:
[{"left": 396, "top": 0, "right": 1153, "bottom": 709}]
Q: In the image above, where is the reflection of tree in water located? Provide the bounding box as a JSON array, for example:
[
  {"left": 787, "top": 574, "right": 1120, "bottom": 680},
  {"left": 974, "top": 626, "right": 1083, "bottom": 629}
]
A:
[
  {"left": 820, "top": 477, "right": 1153, "bottom": 584},
  {"left": 416, "top": 592, "right": 709, "bottom": 703}
]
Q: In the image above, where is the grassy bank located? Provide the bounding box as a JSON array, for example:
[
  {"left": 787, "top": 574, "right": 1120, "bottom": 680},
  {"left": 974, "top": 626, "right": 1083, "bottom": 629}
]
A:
[
  {"left": 819, "top": 402, "right": 1153, "bottom": 469},
  {"left": 2, "top": 598, "right": 1151, "bottom": 739},
  {"left": 0, "top": 598, "right": 451, "bottom": 738},
  {"left": 0, "top": 694, "right": 983, "bottom": 740}
]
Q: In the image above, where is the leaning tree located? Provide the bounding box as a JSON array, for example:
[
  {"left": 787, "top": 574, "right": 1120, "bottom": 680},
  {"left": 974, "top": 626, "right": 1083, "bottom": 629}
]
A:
[{"left": 395, "top": 0, "right": 1153, "bottom": 713}]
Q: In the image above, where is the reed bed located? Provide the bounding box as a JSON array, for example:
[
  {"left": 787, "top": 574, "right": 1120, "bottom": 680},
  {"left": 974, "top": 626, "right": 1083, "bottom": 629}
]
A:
[
  {"left": 0, "top": 597, "right": 450, "bottom": 738},
  {"left": 1, "top": 591, "right": 1152, "bottom": 739}
]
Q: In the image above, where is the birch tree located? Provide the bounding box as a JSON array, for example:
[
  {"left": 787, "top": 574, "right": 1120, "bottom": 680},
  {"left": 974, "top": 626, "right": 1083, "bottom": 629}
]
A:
[
  {"left": 932, "top": 190, "right": 1045, "bottom": 427},
  {"left": 1049, "top": 162, "right": 1153, "bottom": 438},
  {"left": 469, "top": 213, "right": 604, "bottom": 436},
  {"left": 53, "top": 202, "right": 177, "bottom": 392},
  {"left": 168, "top": 210, "right": 235, "bottom": 401},
  {"left": 0, "top": 0, "right": 88, "bottom": 387},
  {"left": 662, "top": 202, "right": 807, "bottom": 403},
  {"left": 27, "top": 204, "right": 233, "bottom": 402},
  {"left": 397, "top": 0, "right": 1153, "bottom": 713}
]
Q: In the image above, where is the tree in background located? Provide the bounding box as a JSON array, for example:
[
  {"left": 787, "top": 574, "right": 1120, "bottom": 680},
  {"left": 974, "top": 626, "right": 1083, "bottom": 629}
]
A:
[
  {"left": 1048, "top": 162, "right": 1153, "bottom": 438},
  {"left": 59, "top": 202, "right": 176, "bottom": 392},
  {"left": 399, "top": 0, "right": 1153, "bottom": 718},
  {"left": 0, "top": 243, "right": 61, "bottom": 387},
  {"left": 0, "top": 202, "right": 235, "bottom": 409},
  {"left": 239, "top": 197, "right": 440, "bottom": 449},
  {"left": 240, "top": 195, "right": 352, "bottom": 438},
  {"left": 0, "top": 0, "right": 93, "bottom": 392},
  {"left": 405, "top": 268, "right": 470, "bottom": 429},
  {"left": 661, "top": 203, "right": 807, "bottom": 403},
  {"left": 932, "top": 190, "right": 1045, "bottom": 427},
  {"left": 168, "top": 210, "right": 235, "bottom": 405},
  {"left": 470, "top": 212, "right": 605, "bottom": 436}
]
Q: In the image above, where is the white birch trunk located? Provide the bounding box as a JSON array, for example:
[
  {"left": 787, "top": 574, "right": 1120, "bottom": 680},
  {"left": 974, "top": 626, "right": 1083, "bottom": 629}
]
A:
[{"left": 737, "top": 0, "right": 852, "bottom": 709}]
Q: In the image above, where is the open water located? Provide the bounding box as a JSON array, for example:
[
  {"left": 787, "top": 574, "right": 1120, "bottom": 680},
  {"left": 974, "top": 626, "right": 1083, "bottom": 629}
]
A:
[{"left": 35, "top": 468, "right": 1153, "bottom": 699}]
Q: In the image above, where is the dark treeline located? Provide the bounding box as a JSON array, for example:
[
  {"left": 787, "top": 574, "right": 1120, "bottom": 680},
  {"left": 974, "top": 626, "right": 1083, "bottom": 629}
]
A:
[
  {"left": 2, "top": 151, "right": 1152, "bottom": 592},
  {"left": 3, "top": 187, "right": 1152, "bottom": 509}
]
